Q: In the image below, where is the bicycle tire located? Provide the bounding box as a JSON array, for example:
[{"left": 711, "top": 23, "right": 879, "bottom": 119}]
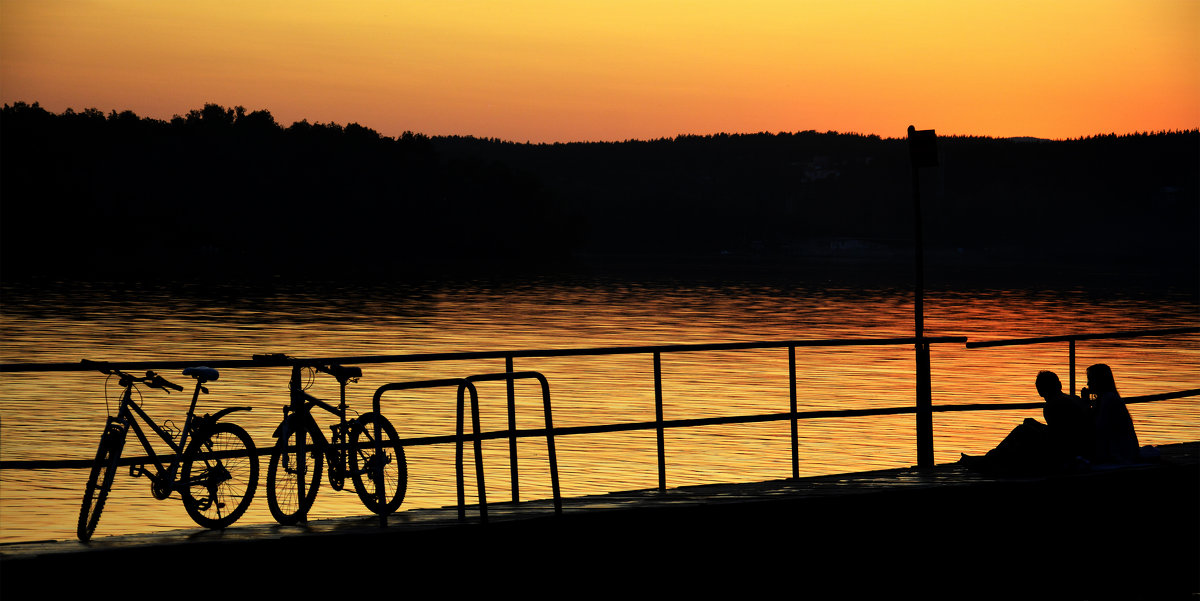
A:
[
  {"left": 180, "top": 422, "right": 259, "bottom": 529},
  {"left": 349, "top": 412, "right": 407, "bottom": 515},
  {"left": 77, "top": 419, "right": 127, "bottom": 541},
  {"left": 266, "top": 424, "right": 322, "bottom": 525}
]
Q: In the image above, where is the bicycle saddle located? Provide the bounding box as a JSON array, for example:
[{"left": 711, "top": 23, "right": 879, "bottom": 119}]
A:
[
  {"left": 329, "top": 365, "right": 363, "bottom": 381},
  {"left": 182, "top": 366, "right": 220, "bottom": 382}
]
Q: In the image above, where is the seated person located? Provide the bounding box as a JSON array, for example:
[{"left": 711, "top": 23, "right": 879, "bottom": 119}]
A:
[
  {"left": 1082, "top": 363, "right": 1140, "bottom": 464},
  {"left": 960, "top": 370, "right": 1089, "bottom": 474},
  {"left": 1036, "top": 370, "right": 1092, "bottom": 461}
]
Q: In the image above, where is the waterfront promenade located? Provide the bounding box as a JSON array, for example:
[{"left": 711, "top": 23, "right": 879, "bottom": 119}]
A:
[{"left": 3, "top": 442, "right": 1195, "bottom": 597}]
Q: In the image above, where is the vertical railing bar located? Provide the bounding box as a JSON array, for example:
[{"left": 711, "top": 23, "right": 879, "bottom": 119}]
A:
[
  {"left": 289, "top": 365, "right": 308, "bottom": 524},
  {"left": 536, "top": 373, "right": 562, "bottom": 514},
  {"left": 456, "top": 383, "right": 466, "bottom": 520},
  {"left": 468, "top": 382, "right": 488, "bottom": 523},
  {"left": 915, "top": 341, "right": 933, "bottom": 468},
  {"left": 1069, "top": 339, "right": 1076, "bottom": 396},
  {"left": 654, "top": 352, "right": 666, "bottom": 493},
  {"left": 789, "top": 345, "right": 798, "bottom": 480},
  {"left": 506, "top": 355, "right": 519, "bottom": 503},
  {"left": 371, "top": 396, "right": 384, "bottom": 527}
]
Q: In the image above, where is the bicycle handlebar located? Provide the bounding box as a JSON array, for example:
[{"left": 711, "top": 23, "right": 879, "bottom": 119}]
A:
[
  {"left": 82, "top": 360, "right": 184, "bottom": 392},
  {"left": 250, "top": 354, "right": 362, "bottom": 383},
  {"left": 146, "top": 371, "right": 184, "bottom": 392}
]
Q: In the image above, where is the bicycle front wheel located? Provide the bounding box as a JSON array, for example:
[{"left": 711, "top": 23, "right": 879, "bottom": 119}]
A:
[
  {"left": 181, "top": 422, "right": 259, "bottom": 529},
  {"left": 77, "top": 419, "right": 127, "bottom": 541},
  {"left": 266, "top": 425, "right": 322, "bottom": 525},
  {"left": 349, "top": 413, "right": 406, "bottom": 515}
]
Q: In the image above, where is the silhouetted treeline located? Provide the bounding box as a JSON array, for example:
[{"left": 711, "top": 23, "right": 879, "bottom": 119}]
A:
[
  {"left": 2, "top": 101, "right": 1196, "bottom": 282},
  {"left": 0, "top": 102, "right": 569, "bottom": 280},
  {"left": 433, "top": 130, "right": 1199, "bottom": 264}
]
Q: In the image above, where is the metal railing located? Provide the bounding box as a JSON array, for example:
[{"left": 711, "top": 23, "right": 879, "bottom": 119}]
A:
[
  {"left": 0, "top": 327, "right": 1196, "bottom": 523},
  {"left": 965, "top": 325, "right": 1198, "bottom": 395}
]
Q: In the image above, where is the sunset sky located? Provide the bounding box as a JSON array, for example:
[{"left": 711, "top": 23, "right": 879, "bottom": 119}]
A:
[{"left": 2, "top": 1, "right": 1197, "bottom": 143}]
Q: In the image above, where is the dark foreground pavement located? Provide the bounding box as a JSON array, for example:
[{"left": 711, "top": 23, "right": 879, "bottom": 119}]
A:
[{"left": 3, "top": 443, "right": 1196, "bottom": 598}]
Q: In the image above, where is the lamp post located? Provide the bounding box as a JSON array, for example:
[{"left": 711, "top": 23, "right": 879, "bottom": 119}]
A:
[{"left": 907, "top": 125, "right": 937, "bottom": 468}]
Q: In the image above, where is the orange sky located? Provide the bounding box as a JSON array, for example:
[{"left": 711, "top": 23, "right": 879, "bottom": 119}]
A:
[{"left": 1, "top": 1, "right": 1196, "bottom": 142}]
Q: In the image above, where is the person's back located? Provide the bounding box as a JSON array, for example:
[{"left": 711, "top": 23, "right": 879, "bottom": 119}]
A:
[
  {"left": 1036, "top": 371, "right": 1092, "bottom": 460},
  {"left": 1092, "top": 390, "right": 1139, "bottom": 463},
  {"left": 1084, "top": 364, "right": 1140, "bottom": 464},
  {"left": 1044, "top": 389, "right": 1093, "bottom": 460}
]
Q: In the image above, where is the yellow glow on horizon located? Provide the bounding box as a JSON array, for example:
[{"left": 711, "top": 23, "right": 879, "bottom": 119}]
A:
[{"left": 1, "top": 0, "right": 1196, "bottom": 142}]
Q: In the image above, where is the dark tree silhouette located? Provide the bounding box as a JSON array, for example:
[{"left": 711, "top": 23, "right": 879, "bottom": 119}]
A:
[{"left": 2, "top": 101, "right": 1196, "bottom": 286}]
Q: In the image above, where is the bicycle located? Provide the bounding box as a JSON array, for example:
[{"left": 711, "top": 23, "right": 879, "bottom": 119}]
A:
[
  {"left": 77, "top": 363, "right": 259, "bottom": 541},
  {"left": 263, "top": 359, "right": 406, "bottom": 525}
]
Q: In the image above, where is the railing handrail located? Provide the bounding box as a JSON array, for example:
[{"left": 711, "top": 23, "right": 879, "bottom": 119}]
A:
[
  {"left": 965, "top": 326, "right": 1198, "bottom": 348},
  {"left": 4, "top": 388, "right": 1196, "bottom": 472},
  {"left": 966, "top": 325, "right": 1198, "bottom": 396},
  {"left": 0, "top": 335, "right": 969, "bottom": 373}
]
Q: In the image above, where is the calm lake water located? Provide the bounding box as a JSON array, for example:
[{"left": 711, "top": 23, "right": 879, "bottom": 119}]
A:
[{"left": 1, "top": 275, "right": 1196, "bottom": 544}]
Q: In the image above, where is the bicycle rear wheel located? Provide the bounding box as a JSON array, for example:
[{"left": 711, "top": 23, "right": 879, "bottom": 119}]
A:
[
  {"left": 181, "top": 422, "right": 259, "bottom": 529},
  {"left": 77, "top": 419, "right": 127, "bottom": 541},
  {"left": 266, "top": 425, "right": 322, "bottom": 525},
  {"left": 349, "top": 413, "right": 406, "bottom": 515}
]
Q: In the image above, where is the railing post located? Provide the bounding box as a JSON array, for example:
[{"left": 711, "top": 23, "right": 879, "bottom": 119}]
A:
[
  {"left": 289, "top": 364, "right": 309, "bottom": 523},
  {"left": 654, "top": 352, "right": 666, "bottom": 493},
  {"left": 464, "top": 382, "right": 488, "bottom": 523},
  {"left": 506, "top": 355, "right": 519, "bottom": 503},
  {"left": 535, "top": 373, "right": 562, "bottom": 514},
  {"left": 455, "top": 382, "right": 466, "bottom": 520},
  {"left": 789, "top": 345, "right": 799, "bottom": 480},
  {"left": 909, "top": 125, "right": 938, "bottom": 469},
  {"left": 916, "top": 342, "right": 933, "bottom": 467},
  {"left": 1069, "top": 339, "right": 1076, "bottom": 396}
]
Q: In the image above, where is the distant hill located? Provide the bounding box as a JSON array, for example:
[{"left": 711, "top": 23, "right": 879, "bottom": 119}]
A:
[
  {"left": 2, "top": 102, "right": 1196, "bottom": 285},
  {"left": 429, "top": 129, "right": 1198, "bottom": 274}
]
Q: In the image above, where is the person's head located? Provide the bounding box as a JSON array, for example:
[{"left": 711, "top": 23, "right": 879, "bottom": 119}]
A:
[
  {"left": 1086, "top": 363, "right": 1118, "bottom": 395},
  {"left": 1035, "top": 370, "right": 1062, "bottom": 398}
]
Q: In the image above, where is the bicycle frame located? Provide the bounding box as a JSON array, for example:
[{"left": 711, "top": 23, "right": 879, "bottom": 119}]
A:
[
  {"left": 264, "top": 359, "right": 405, "bottom": 524},
  {"left": 273, "top": 364, "right": 358, "bottom": 474},
  {"left": 119, "top": 388, "right": 192, "bottom": 488},
  {"left": 269, "top": 363, "right": 372, "bottom": 521},
  {"left": 112, "top": 371, "right": 249, "bottom": 497}
]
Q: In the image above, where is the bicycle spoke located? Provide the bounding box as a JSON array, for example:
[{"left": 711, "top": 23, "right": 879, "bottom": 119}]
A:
[
  {"left": 267, "top": 427, "right": 322, "bottom": 525},
  {"left": 182, "top": 423, "right": 258, "bottom": 529}
]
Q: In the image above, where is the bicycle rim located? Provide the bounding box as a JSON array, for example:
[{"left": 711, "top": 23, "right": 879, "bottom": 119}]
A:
[
  {"left": 266, "top": 425, "right": 322, "bottom": 525},
  {"left": 181, "top": 422, "right": 259, "bottom": 529},
  {"left": 350, "top": 413, "right": 407, "bottom": 515},
  {"left": 77, "top": 422, "right": 126, "bottom": 541}
]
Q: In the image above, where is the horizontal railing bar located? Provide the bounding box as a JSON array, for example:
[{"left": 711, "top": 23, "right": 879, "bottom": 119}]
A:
[
  {"left": 0, "top": 336, "right": 969, "bottom": 373},
  {"left": 450, "top": 388, "right": 1198, "bottom": 440},
  {"left": 1121, "top": 388, "right": 1200, "bottom": 404},
  {"left": 965, "top": 326, "right": 1198, "bottom": 349},
  {"left": 6, "top": 389, "right": 1193, "bottom": 471},
  {"left": 0, "top": 444, "right": 276, "bottom": 470}
]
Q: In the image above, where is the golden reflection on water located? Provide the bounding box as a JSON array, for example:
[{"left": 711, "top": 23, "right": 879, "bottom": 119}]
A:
[{"left": 0, "top": 281, "right": 1196, "bottom": 543}]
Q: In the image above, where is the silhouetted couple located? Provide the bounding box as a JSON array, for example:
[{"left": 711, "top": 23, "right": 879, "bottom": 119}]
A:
[{"left": 960, "top": 364, "right": 1141, "bottom": 475}]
